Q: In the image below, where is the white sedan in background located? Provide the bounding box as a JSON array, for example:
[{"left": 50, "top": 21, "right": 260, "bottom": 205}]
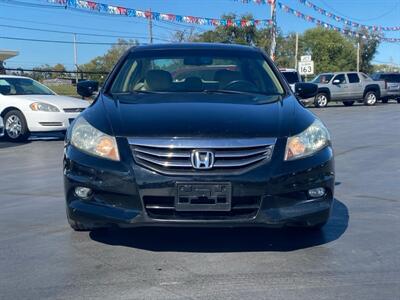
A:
[{"left": 0, "top": 75, "right": 89, "bottom": 141}]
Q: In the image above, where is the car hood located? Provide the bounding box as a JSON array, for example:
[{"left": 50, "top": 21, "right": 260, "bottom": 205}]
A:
[
  {"left": 95, "top": 93, "right": 303, "bottom": 139},
  {"left": 7, "top": 95, "right": 89, "bottom": 109}
]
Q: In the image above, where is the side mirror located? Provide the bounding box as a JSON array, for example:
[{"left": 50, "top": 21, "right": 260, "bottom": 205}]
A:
[
  {"left": 332, "top": 79, "right": 341, "bottom": 85},
  {"left": 0, "top": 85, "right": 11, "bottom": 95},
  {"left": 77, "top": 80, "right": 99, "bottom": 98},
  {"left": 294, "top": 82, "right": 318, "bottom": 99}
]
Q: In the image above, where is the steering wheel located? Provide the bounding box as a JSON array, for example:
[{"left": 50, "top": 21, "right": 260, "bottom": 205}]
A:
[{"left": 223, "top": 80, "right": 258, "bottom": 92}]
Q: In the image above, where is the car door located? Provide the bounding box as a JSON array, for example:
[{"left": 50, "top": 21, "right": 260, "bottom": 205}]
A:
[
  {"left": 385, "top": 74, "right": 400, "bottom": 96},
  {"left": 330, "top": 74, "right": 349, "bottom": 100},
  {"left": 347, "top": 73, "right": 363, "bottom": 99}
]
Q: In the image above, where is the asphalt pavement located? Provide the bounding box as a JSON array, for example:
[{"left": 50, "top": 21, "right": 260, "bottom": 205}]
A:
[{"left": 1, "top": 102, "right": 400, "bottom": 299}]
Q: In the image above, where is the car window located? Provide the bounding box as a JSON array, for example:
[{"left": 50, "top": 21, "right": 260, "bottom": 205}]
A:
[
  {"left": 311, "top": 74, "right": 333, "bottom": 84},
  {"left": 281, "top": 72, "right": 300, "bottom": 84},
  {"left": 361, "top": 73, "right": 370, "bottom": 79},
  {"left": 333, "top": 74, "right": 346, "bottom": 84},
  {"left": 347, "top": 73, "right": 360, "bottom": 83},
  {"left": 0, "top": 77, "right": 54, "bottom": 96},
  {"left": 382, "top": 74, "right": 400, "bottom": 82},
  {"left": 371, "top": 74, "right": 379, "bottom": 80},
  {"left": 110, "top": 50, "right": 284, "bottom": 98}
]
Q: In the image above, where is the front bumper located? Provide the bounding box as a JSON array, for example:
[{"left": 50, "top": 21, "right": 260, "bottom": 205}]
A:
[
  {"left": 26, "top": 111, "right": 81, "bottom": 132},
  {"left": 64, "top": 138, "right": 335, "bottom": 228}
]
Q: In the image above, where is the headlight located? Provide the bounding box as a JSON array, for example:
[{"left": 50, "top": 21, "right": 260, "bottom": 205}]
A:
[
  {"left": 30, "top": 102, "right": 60, "bottom": 112},
  {"left": 284, "top": 119, "right": 330, "bottom": 161},
  {"left": 70, "top": 117, "right": 120, "bottom": 161}
]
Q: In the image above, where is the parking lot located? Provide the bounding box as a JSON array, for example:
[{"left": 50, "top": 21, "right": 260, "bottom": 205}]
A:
[{"left": 1, "top": 102, "right": 399, "bottom": 299}]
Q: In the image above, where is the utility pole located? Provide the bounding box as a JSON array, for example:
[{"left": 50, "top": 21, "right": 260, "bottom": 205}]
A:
[
  {"left": 73, "top": 33, "right": 78, "bottom": 83},
  {"left": 148, "top": 8, "right": 153, "bottom": 44},
  {"left": 294, "top": 33, "right": 299, "bottom": 70},
  {"left": 356, "top": 42, "right": 360, "bottom": 72},
  {"left": 269, "top": 0, "right": 277, "bottom": 61}
]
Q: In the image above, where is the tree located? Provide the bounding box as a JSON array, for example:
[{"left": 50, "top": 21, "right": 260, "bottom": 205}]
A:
[
  {"left": 190, "top": 16, "right": 383, "bottom": 75},
  {"left": 355, "top": 30, "right": 380, "bottom": 74},
  {"left": 194, "top": 14, "right": 259, "bottom": 45},
  {"left": 52, "top": 63, "right": 66, "bottom": 78},
  {"left": 171, "top": 28, "right": 196, "bottom": 43},
  {"left": 301, "top": 28, "right": 357, "bottom": 74},
  {"left": 80, "top": 39, "right": 138, "bottom": 82}
]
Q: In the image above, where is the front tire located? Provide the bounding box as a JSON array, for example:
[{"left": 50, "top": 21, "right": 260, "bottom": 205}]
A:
[
  {"left": 364, "top": 91, "right": 377, "bottom": 106},
  {"left": 314, "top": 93, "right": 329, "bottom": 108},
  {"left": 4, "top": 110, "right": 30, "bottom": 142},
  {"left": 343, "top": 101, "right": 354, "bottom": 106}
]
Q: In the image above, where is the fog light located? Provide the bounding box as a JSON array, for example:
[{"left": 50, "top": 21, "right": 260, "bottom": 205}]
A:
[
  {"left": 75, "top": 187, "right": 92, "bottom": 199},
  {"left": 308, "top": 187, "right": 325, "bottom": 198}
]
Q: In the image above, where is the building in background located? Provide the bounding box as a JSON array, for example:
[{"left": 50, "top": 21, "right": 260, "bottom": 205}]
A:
[{"left": 0, "top": 50, "right": 19, "bottom": 74}]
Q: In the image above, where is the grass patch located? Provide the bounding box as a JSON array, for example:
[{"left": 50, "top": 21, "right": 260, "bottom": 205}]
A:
[{"left": 47, "top": 84, "right": 79, "bottom": 98}]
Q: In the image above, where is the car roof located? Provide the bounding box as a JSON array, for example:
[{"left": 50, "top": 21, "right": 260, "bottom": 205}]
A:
[
  {"left": 130, "top": 42, "right": 261, "bottom": 53},
  {"left": 372, "top": 72, "right": 400, "bottom": 75}
]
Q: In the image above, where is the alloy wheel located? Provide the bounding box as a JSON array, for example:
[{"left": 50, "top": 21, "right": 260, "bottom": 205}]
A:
[
  {"left": 317, "top": 95, "right": 328, "bottom": 107},
  {"left": 5, "top": 115, "right": 22, "bottom": 139},
  {"left": 366, "top": 93, "right": 377, "bottom": 105}
]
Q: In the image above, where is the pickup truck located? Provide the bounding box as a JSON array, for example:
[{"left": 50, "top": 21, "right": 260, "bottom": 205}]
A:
[
  {"left": 371, "top": 72, "right": 400, "bottom": 103},
  {"left": 310, "top": 72, "right": 387, "bottom": 107}
]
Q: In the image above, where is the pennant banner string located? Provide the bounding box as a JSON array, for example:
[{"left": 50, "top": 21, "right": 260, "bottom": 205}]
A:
[
  {"left": 233, "top": 0, "right": 400, "bottom": 31},
  {"left": 48, "top": 0, "right": 272, "bottom": 27}
]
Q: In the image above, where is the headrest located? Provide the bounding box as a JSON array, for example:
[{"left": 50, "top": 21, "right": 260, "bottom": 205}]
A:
[
  {"left": 184, "top": 77, "right": 203, "bottom": 92},
  {"left": 145, "top": 70, "right": 172, "bottom": 91}
]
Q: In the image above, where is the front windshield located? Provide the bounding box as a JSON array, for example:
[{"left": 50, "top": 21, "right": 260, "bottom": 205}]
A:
[
  {"left": 311, "top": 74, "right": 334, "bottom": 84},
  {"left": 0, "top": 77, "right": 55, "bottom": 96},
  {"left": 109, "top": 50, "right": 284, "bottom": 98}
]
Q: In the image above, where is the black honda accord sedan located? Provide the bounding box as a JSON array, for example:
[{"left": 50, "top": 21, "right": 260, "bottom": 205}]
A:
[{"left": 64, "top": 43, "right": 334, "bottom": 231}]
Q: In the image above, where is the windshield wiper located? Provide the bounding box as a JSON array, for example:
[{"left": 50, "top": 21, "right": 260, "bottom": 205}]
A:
[
  {"left": 131, "top": 90, "right": 159, "bottom": 94},
  {"left": 203, "top": 89, "right": 282, "bottom": 97}
]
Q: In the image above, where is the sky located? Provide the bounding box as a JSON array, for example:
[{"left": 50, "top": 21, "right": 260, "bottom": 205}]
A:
[{"left": 1, "top": 0, "right": 400, "bottom": 70}]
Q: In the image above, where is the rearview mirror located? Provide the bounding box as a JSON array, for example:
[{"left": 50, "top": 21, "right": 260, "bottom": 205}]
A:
[
  {"left": 294, "top": 82, "right": 318, "bottom": 99},
  {"left": 77, "top": 80, "right": 99, "bottom": 98},
  {"left": 332, "top": 79, "right": 341, "bottom": 85}
]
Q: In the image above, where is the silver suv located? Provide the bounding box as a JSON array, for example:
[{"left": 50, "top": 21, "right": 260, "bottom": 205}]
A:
[{"left": 311, "top": 72, "right": 387, "bottom": 107}]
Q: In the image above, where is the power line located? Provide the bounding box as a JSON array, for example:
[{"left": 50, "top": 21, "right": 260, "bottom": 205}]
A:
[
  {"left": 4, "top": 67, "right": 109, "bottom": 74},
  {"left": 0, "top": 35, "right": 170, "bottom": 44},
  {"left": 0, "top": 16, "right": 144, "bottom": 35},
  {"left": 0, "top": 0, "right": 61, "bottom": 8},
  {"left": 0, "top": 23, "right": 150, "bottom": 39},
  {"left": 317, "top": 0, "right": 400, "bottom": 23}
]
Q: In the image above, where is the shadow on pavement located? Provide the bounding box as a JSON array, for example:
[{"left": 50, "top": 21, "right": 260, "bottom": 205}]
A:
[
  {"left": 0, "top": 133, "right": 64, "bottom": 149},
  {"left": 309, "top": 102, "right": 398, "bottom": 110},
  {"left": 90, "top": 199, "right": 349, "bottom": 252}
]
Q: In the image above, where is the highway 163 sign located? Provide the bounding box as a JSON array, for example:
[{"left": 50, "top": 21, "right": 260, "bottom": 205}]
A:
[{"left": 298, "top": 61, "right": 314, "bottom": 75}]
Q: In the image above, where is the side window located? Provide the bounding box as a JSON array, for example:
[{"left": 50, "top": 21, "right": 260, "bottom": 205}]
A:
[
  {"left": 393, "top": 74, "right": 400, "bottom": 83},
  {"left": 347, "top": 73, "right": 360, "bottom": 83},
  {"left": 333, "top": 74, "right": 346, "bottom": 84}
]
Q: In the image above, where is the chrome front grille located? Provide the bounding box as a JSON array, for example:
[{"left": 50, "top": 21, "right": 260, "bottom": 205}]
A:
[{"left": 129, "top": 138, "right": 276, "bottom": 175}]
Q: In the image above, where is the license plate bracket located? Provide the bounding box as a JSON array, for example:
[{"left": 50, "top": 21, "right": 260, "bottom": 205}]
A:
[{"left": 175, "top": 182, "right": 231, "bottom": 211}]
